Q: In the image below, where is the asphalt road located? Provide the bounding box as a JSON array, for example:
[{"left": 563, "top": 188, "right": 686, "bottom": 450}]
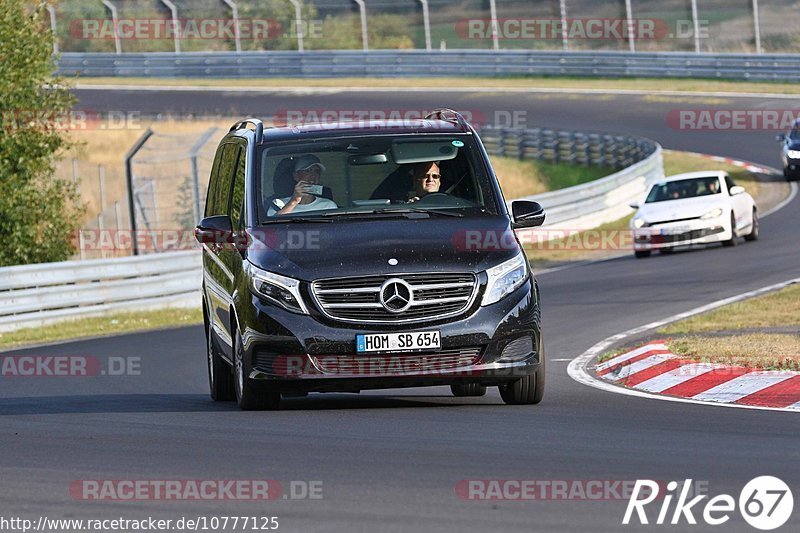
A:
[{"left": 1, "top": 88, "right": 799, "bottom": 533}]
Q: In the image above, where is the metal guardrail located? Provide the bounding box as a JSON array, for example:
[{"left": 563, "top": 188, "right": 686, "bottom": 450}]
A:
[
  {"left": 1, "top": 126, "right": 663, "bottom": 332},
  {"left": 481, "top": 127, "right": 663, "bottom": 228},
  {"left": 58, "top": 50, "right": 800, "bottom": 81},
  {"left": 0, "top": 251, "right": 201, "bottom": 332}
]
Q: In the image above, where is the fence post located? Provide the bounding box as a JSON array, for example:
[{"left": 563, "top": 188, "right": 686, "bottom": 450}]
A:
[
  {"left": 418, "top": 0, "right": 432, "bottom": 51},
  {"left": 46, "top": 4, "right": 58, "bottom": 55},
  {"left": 752, "top": 0, "right": 762, "bottom": 54},
  {"left": 354, "top": 0, "right": 369, "bottom": 51},
  {"left": 489, "top": 0, "right": 499, "bottom": 51},
  {"left": 222, "top": 0, "right": 242, "bottom": 52},
  {"left": 98, "top": 165, "right": 106, "bottom": 213},
  {"left": 125, "top": 128, "right": 154, "bottom": 256},
  {"left": 559, "top": 0, "right": 568, "bottom": 51},
  {"left": 189, "top": 127, "right": 220, "bottom": 225},
  {"left": 158, "top": 0, "right": 181, "bottom": 53},
  {"left": 101, "top": 0, "right": 122, "bottom": 54},
  {"left": 690, "top": 0, "right": 701, "bottom": 53},
  {"left": 624, "top": 0, "right": 635, "bottom": 52},
  {"left": 288, "top": 0, "right": 304, "bottom": 52}
]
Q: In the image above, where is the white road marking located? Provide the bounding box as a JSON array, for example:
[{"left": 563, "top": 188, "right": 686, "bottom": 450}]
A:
[
  {"left": 636, "top": 363, "right": 719, "bottom": 393},
  {"left": 692, "top": 371, "right": 795, "bottom": 403},
  {"left": 595, "top": 343, "right": 668, "bottom": 372},
  {"left": 607, "top": 353, "right": 677, "bottom": 381}
]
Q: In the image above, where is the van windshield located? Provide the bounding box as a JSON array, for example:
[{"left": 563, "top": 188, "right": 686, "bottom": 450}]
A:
[{"left": 256, "top": 134, "right": 500, "bottom": 222}]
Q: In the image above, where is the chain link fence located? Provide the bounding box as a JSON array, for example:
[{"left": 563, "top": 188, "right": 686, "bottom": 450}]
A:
[{"left": 49, "top": 0, "right": 800, "bottom": 55}]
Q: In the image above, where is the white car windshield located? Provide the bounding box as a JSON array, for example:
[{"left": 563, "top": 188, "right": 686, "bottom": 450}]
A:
[{"left": 645, "top": 177, "right": 722, "bottom": 203}]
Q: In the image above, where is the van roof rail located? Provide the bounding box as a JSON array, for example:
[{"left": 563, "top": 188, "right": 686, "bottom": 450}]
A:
[{"left": 229, "top": 118, "right": 264, "bottom": 143}]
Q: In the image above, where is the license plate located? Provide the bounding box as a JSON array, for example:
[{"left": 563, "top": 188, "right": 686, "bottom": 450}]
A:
[{"left": 356, "top": 331, "right": 441, "bottom": 353}]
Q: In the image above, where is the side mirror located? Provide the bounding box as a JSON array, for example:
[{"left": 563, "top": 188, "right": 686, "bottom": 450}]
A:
[
  {"left": 629, "top": 202, "right": 640, "bottom": 209},
  {"left": 511, "top": 200, "right": 546, "bottom": 229},
  {"left": 729, "top": 185, "right": 746, "bottom": 196},
  {"left": 195, "top": 215, "right": 233, "bottom": 245},
  {"left": 776, "top": 134, "right": 786, "bottom": 142}
]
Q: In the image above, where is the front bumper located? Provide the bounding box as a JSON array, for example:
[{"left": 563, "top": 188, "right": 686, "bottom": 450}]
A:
[
  {"left": 632, "top": 218, "right": 728, "bottom": 250},
  {"left": 238, "top": 277, "right": 541, "bottom": 393}
]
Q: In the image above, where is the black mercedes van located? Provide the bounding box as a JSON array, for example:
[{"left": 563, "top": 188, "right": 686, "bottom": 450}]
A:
[{"left": 195, "top": 110, "right": 546, "bottom": 410}]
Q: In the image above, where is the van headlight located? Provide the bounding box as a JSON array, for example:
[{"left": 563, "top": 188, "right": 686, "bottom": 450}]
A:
[
  {"left": 701, "top": 207, "right": 724, "bottom": 220},
  {"left": 482, "top": 253, "right": 529, "bottom": 306},
  {"left": 247, "top": 263, "right": 309, "bottom": 314}
]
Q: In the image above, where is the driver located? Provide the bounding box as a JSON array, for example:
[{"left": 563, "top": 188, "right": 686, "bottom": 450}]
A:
[{"left": 407, "top": 161, "right": 441, "bottom": 203}]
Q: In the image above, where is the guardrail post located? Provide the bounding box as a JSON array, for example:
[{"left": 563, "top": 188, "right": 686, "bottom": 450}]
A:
[
  {"left": 353, "top": 0, "right": 369, "bottom": 51},
  {"left": 125, "top": 128, "right": 154, "bottom": 256},
  {"left": 418, "top": 0, "right": 432, "bottom": 51},
  {"left": 158, "top": 0, "right": 181, "bottom": 53},
  {"left": 288, "top": 0, "right": 304, "bottom": 52},
  {"left": 222, "top": 0, "right": 242, "bottom": 52},
  {"left": 752, "top": 0, "right": 762, "bottom": 54},
  {"left": 101, "top": 0, "right": 122, "bottom": 54}
]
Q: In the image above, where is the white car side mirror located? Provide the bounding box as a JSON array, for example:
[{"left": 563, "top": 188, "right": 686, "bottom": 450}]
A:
[
  {"left": 729, "top": 186, "right": 745, "bottom": 196},
  {"left": 629, "top": 202, "right": 640, "bottom": 209}
]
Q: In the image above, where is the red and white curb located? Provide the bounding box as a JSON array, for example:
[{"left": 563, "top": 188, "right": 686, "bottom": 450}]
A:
[
  {"left": 596, "top": 342, "right": 800, "bottom": 410},
  {"left": 568, "top": 278, "right": 800, "bottom": 413}
]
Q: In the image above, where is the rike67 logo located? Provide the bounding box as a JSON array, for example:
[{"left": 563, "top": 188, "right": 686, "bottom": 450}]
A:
[{"left": 624, "top": 477, "right": 793, "bottom": 530}]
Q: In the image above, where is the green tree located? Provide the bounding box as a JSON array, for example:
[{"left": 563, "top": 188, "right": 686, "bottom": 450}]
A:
[{"left": 0, "top": 0, "right": 84, "bottom": 266}]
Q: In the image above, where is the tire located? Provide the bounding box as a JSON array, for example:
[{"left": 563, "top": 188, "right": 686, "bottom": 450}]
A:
[
  {"left": 450, "top": 383, "right": 487, "bottom": 397},
  {"left": 634, "top": 250, "right": 651, "bottom": 258},
  {"left": 499, "top": 357, "right": 545, "bottom": 405},
  {"left": 233, "top": 329, "right": 281, "bottom": 410},
  {"left": 744, "top": 209, "right": 759, "bottom": 242},
  {"left": 207, "top": 322, "right": 235, "bottom": 401},
  {"left": 722, "top": 213, "right": 738, "bottom": 247}
]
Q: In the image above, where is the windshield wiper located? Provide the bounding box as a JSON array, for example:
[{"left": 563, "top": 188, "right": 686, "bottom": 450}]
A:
[
  {"left": 260, "top": 215, "right": 334, "bottom": 224},
  {"left": 321, "top": 207, "right": 465, "bottom": 218}
]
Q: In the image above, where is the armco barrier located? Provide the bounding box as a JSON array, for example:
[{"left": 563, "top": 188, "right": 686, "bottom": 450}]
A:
[
  {"left": 57, "top": 50, "right": 800, "bottom": 81},
  {"left": 0, "top": 251, "right": 201, "bottom": 333},
  {"left": 480, "top": 127, "right": 663, "bottom": 228}
]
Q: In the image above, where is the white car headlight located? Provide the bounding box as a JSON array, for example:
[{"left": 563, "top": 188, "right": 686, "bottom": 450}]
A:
[
  {"left": 787, "top": 150, "right": 800, "bottom": 159},
  {"left": 247, "top": 263, "right": 309, "bottom": 314},
  {"left": 482, "top": 253, "right": 529, "bottom": 306},
  {"left": 701, "top": 207, "right": 724, "bottom": 220},
  {"left": 632, "top": 217, "right": 647, "bottom": 229}
]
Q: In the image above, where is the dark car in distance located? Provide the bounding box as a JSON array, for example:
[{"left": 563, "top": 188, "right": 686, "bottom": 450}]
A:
[
  {"left": 195, "top": 110, "right": 546, "bottom": 410},
  {"left": 777, "top": 118, "right": 800, "bottom": 181}
]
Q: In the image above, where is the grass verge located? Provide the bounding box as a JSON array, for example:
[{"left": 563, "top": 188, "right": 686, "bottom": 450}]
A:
[
  {"left": 75, "top": 76, "right": 800, "bottom": 95},
  {"left": 0, "top": 307, "right": 203, "bottom": 352},
  {"left": 599, "top": 284, "right": 800, "bottom": 369},
  {"left": 491, "top": 156, "right": 615, "bottom": 198}
]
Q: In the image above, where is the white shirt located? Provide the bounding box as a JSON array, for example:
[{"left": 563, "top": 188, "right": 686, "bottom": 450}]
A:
[{"left": 267, "top": 196, "right": 338, "bottom": 217}]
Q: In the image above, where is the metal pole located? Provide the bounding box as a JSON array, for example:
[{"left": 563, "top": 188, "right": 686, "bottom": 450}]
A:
[
  {"left": 752, "top": 0, "right": 762, "bottom": 54},
  {"left": 222, "top": 0, "right": 241, "bottom": 52},
  {"left": 124, "top": 128, "right": 154, "bottom": 256},
  {"left": 98, "top": 165, "right": 106, "bottom": 213},
  {"left": 188, "top": 128, "right": 219, "bottom": 225},
  {"left": 559, "top": 0, "right": 568, "bottom": 51},
  {"left": 690, "top": 0, "right": 700, "bottom": 53},
  {"left": 46, "top": 4, "right": 58, "bottom": 55},
  {"left": 158, "top": 0, "right": 181, "bottom": 53},
  {"left": 101, "top": 0, "right": 122, "bottom": 54},
  {"left": 288, "top": 0, "right": 304, "bottom": 52},
  {"left": 353, "top": 0, "right": 369, "bottom": 51},
  {"left": 97, "top": 214, "right": 105, "bottom": 259},
  {"left": 418, "top": 0, "right": 432, "bottom": 51},
  {"left": 488, "top": 0, "right": 499, "bottom": 51},
  {"left": 624, "top": 0, "right": 635, "bottom": 52}
]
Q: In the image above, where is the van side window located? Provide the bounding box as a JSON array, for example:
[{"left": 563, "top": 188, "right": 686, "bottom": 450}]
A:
[
  {"left": 204, "top": 144, "right": 225, "bottom": 217},
  {"left": 230, "top": 147, "right": 246, "bottom": 228},
  {"left": 212, "top": 144, "right": 239, "bottom": 216}
]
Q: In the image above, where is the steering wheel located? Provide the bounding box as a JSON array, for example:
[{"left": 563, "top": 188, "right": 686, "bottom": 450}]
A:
[{"left": 415, "top": 192, "right": 452, "bottom": 202}]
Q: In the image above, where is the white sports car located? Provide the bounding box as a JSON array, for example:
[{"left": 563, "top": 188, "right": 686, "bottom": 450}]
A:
[{"left": 630, "top": 171, "right": 758, "bottom": 258}]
